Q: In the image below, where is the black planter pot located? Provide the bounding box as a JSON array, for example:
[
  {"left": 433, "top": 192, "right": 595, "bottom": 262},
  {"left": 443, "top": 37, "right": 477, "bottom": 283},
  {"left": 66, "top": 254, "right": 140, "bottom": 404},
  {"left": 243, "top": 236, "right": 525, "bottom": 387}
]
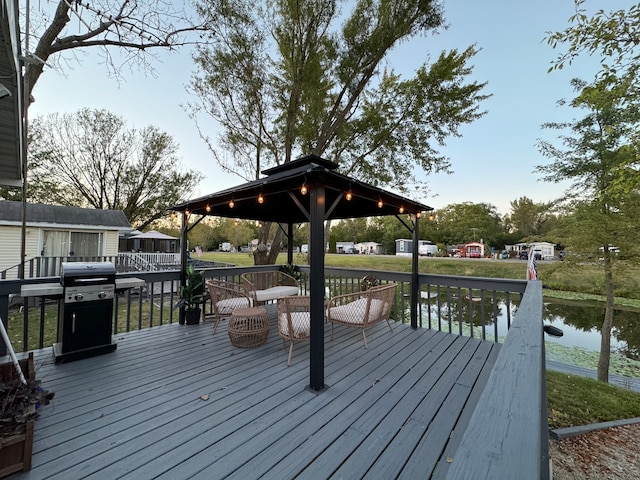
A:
[{"left": 185, "top": 308, "right": 201, "bottom": 325}]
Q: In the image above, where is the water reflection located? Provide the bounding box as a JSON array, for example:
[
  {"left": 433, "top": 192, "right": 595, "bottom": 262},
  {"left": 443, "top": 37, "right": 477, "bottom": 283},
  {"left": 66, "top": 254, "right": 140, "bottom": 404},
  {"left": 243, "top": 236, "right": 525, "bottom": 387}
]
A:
[
  {"left": 421, "top": 295, "right": 640, "bottom": 360},
  {"left": 544, "top": 299, "right": 640, "bottom": 361}
]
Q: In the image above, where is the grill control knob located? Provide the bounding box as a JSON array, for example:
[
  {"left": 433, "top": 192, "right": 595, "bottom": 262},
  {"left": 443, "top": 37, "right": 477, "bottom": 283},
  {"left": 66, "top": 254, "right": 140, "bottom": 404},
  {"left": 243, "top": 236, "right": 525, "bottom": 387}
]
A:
[
  {"left": 98, "top": 292, "right": 107, "bottom": 299},
  {"left": 74, "top": 293, "right": 84, "bottom": 301}
]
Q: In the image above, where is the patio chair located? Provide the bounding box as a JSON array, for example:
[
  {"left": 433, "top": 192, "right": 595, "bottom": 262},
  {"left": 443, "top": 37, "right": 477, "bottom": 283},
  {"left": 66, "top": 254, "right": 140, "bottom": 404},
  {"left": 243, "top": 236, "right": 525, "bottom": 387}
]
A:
[
  {"left": 277, "top": 296, "right": 311, "bottom": 366},
  {"left": 327, "top": 283, "right": 397, "bottom": 348},
  {"left": 206, "top": 279, "right": 253, "bottom": 334}
]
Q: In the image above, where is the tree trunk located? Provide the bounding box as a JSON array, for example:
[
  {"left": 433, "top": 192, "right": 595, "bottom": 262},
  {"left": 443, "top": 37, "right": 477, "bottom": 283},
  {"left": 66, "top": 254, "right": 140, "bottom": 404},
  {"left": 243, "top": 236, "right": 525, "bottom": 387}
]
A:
[
  {"left": 253, "top": 222, "right": 271, "bottom": 265},
  {"left": 597, "top": 253, "right": 615, "bottom": 382},
  {"left": 252, "top": 223, "right": 285, "bottom": 265}
]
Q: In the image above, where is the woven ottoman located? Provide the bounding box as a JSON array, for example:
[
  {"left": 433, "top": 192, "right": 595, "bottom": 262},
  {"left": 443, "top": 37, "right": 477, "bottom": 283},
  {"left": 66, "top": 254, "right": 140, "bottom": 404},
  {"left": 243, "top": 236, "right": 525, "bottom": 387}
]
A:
[{"left": 228, "top": 307, "right": 270, "bottom": 347}]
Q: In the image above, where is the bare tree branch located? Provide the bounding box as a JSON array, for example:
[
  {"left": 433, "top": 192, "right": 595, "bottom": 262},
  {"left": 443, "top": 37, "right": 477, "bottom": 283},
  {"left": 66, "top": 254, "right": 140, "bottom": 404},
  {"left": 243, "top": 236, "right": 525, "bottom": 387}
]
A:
[{"left": 25, "top": 0, "right": 210, "bottom": 96}]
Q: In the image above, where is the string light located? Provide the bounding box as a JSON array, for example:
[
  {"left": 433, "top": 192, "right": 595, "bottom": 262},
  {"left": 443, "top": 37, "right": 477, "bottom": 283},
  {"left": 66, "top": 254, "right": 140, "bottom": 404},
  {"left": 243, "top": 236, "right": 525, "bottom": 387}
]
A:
[
  {"left": 301, "top": 183, "right": 308, "bottom": 195},
  {"left": 257, "top": 193, "right": 264, "bottom": 204},
  {"left": 229, "top": 199, "right": 235, "bottom": 208},
  {"left": 205, "top": 204, "right": 211, "bottom": 212},
  {"left": 399, "top": 205, "right": 404, "bottom": 214},
  {"left": 377, "top": 198, "right": 383, "bottom": 208},
  {"left": 346, "top": 190, "right": 353, "bottom": 201}
]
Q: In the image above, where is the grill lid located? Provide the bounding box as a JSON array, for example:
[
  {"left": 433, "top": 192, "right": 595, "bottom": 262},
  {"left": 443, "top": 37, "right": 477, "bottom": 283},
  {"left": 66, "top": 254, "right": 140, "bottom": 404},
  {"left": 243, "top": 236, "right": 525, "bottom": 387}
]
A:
[{"left": 61, "top": 262, "right": 116, "bottom": 286}]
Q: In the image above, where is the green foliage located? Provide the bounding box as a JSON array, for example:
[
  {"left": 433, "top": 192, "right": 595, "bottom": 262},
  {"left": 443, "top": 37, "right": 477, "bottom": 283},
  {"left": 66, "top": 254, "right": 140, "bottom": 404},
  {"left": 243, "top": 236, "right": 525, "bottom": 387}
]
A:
[
  {"left": 17, "top": 108, "right": 199, "bottom": 230},
  {"left": 177, "top": 265, "right": 206, "bottom": 310},
  {"left": 546, "top": 1, "right": 640, "bottom": 77},
  {"left": 280, "top": 263, "right": 301, "bottom": 281},
  {"left": 504, "top": 196, "right": 556, "bottom": 238},
  {"left": 431, "top": 202, "right": 503, "bottom": 246},
  {"left": 190, "top": 0, "right": 489, "bottom": 194}
]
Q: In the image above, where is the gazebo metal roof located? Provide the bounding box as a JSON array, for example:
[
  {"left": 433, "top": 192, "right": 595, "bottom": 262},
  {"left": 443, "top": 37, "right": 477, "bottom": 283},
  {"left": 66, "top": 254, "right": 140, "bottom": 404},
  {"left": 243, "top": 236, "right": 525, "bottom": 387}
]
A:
[
  {"left": 170, "top": 154, "right": 432, "bottom": 392},
  {"left": 171, "top": 155, "right": 432, "bottom": 223}
]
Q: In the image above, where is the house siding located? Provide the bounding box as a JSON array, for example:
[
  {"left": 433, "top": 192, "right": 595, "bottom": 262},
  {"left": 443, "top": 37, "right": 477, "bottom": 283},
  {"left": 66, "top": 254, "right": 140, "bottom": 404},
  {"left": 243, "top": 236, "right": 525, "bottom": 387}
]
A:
[
  {"left": 0, "top": 225, "right": 40, "bottom": 279},
  {"left": 105, "top": 230, "right": 119, "bottom": 256},
  {"left": 0, "top": 202, "right": 132, "bottom": 278}
]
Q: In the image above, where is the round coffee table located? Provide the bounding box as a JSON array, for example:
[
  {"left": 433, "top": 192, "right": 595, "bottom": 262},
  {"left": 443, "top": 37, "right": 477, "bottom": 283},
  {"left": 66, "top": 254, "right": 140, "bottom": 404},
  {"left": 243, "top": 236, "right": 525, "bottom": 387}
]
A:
[{"left": 228, "top": 307, "right": 270, "bottom": 347}]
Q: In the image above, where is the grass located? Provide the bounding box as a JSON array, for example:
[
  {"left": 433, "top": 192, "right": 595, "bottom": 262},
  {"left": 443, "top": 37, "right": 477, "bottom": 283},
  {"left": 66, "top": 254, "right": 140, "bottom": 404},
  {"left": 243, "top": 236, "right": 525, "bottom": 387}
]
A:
[
  {"left": 547, "top": 370, "right": 640, "bottom": 429},
  {"left": 8, "top": 299, "right": 177, "bottom": 352}
]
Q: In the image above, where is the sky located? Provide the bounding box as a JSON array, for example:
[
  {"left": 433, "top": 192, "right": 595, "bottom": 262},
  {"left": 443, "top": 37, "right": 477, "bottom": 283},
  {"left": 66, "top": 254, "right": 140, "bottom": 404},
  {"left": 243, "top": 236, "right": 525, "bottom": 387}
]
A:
[{"left": 28, "top": 0, "right": 633, "bottom": 216}]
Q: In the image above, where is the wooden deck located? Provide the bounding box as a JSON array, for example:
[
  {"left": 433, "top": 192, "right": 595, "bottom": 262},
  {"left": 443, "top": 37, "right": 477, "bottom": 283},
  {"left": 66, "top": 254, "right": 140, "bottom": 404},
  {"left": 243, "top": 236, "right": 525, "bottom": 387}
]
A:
[{"left": 15, "top": 306, "right": 501, "bottom": 479}]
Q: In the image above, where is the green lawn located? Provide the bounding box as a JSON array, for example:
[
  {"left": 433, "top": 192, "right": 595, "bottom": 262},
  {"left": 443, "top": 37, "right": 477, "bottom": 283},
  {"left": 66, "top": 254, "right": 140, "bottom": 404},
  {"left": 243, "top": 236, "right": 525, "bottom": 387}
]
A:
[{"left": 547, "top": 370, "right": 640, "bottom": 429}]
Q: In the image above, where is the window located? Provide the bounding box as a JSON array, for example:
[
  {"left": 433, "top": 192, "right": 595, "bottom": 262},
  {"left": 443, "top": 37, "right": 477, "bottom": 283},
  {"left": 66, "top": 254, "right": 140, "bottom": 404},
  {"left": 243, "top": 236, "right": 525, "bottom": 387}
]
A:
[{"left": 42, "top": 230, "right": 104, "bottom": 257}]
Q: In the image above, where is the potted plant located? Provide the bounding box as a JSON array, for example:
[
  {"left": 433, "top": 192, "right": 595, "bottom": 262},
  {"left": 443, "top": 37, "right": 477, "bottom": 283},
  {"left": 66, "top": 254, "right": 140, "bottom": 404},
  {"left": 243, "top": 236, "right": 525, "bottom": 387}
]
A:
[
  {"left": 176, "top": 265, "right": 206, "bottom": 325},
  {"left": 0, "top": 353, "right": 54, "bottom": 476}
]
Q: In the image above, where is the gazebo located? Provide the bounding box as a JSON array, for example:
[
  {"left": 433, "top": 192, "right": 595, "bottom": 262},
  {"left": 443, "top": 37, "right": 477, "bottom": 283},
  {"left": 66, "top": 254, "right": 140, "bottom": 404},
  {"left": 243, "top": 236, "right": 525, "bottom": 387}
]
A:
[
  {"left": 170, "top": 155, "right": 432, "bottom": 391},
  {"left": 128, "top": 230, "right": 179, "bottom": 253}
]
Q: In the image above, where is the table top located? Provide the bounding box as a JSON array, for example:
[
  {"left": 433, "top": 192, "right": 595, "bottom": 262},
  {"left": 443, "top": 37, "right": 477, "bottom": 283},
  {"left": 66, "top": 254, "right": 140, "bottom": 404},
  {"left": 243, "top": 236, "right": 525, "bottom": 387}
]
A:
[{"left": 231, "top": 307, "right": 268, "bottom": 317}]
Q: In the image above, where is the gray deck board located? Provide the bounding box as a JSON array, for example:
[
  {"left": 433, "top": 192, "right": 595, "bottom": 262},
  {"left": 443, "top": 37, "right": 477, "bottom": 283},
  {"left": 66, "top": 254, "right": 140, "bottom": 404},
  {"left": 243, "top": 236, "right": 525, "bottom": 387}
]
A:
[{"left": 14, "top": 305, "right": 501, "bottom": 480}]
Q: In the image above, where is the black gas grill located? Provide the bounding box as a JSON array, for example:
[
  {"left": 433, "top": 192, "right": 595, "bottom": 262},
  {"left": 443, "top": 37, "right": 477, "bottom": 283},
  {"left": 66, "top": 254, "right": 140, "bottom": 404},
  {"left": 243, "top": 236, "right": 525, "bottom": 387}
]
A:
[{"left": 53, "top": 262, "right": 118, "bottom": 363}]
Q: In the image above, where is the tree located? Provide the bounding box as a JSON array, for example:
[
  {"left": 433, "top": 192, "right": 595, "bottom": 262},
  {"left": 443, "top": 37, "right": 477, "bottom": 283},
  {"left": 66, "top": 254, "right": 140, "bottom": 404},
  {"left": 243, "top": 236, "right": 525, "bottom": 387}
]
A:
[
  {"left": 546, "top": 1, "right": 640, "bottom": 77},
  {"left": 21, "top": 108, "right": 199, "bottom": 229},
  {"left": 504, "top": 196, "right": 554, "bottom": 238},
  {"left": 432, "top": 202, "right": 504, "bottom": 247},
  {"left": 190, "top": 0, "right": 490, "bottom": 264},
  {"left": 23, "top": 0, "right": 208, "bottom": 97},
  {"left": 537, "top": 73, "right": 640, "bottom": 382}
]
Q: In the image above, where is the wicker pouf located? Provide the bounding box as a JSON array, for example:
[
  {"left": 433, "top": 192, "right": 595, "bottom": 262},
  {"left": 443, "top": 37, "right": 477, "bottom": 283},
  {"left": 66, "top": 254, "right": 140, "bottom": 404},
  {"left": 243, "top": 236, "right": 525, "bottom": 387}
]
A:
[{"left": 228, "top": 307, "right": 270, "bottom": 348}]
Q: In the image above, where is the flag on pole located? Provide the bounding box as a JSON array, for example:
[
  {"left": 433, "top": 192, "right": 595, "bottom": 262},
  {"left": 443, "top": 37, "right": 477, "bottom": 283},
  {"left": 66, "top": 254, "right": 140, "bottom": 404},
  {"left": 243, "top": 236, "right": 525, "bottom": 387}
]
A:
[{"left": 527, "top": 247, "right": 538, "bottom": 281}]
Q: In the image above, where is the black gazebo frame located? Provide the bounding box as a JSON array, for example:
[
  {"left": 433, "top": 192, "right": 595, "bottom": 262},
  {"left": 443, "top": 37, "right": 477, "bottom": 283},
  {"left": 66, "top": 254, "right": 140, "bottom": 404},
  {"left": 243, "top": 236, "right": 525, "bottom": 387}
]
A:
[{"left": 171, "top": 155, "right": 432, "bottom": 392}]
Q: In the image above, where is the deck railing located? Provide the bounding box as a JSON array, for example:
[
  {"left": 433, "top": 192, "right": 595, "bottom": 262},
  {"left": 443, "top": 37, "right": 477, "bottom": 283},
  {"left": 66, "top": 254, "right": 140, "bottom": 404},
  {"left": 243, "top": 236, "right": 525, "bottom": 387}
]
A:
[
  {"left": 0, "top": 253, "right": 234, "bottom": 279},
  {"left": 1, "top": 264, "right": 530, "bottom": 353},
  {"left": 0, "top": 264, "right": 546, "bottom": 478}
]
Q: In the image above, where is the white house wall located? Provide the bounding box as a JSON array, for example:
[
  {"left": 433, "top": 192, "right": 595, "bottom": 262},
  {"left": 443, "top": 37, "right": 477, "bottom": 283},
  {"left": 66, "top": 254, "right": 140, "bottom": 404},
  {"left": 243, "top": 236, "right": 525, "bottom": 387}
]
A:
[
  {"left": 0, "top": 225, "right": 39, "bottom": 279},
  {"left": 105, "top": 230, "right": 119, "bottom": 256}
]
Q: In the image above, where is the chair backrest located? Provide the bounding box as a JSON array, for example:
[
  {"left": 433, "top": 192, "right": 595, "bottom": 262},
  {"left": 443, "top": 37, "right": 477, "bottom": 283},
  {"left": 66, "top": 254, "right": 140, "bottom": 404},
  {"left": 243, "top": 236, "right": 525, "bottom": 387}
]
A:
[
  {"left": 367, "top": 283, "right": 397, "bottom": 322},
  {"left": 277, "top": 296, "right": 311, "bottom": 340},
  {"left": 242, "top": 271, "right": 298, "bottom": 292},
  {"left": 206, "top": 279, "right": 249, "bottom": 305}
]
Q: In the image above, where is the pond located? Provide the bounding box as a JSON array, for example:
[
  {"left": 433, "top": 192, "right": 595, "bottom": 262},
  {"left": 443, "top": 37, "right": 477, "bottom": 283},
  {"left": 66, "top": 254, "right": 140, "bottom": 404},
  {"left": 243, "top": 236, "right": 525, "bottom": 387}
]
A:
[
  {"left": 542, "top": 299, "right": 640, "bottom": 361},
  {"left": 422, "top": 297, "right": 640, "bottom": 362}
]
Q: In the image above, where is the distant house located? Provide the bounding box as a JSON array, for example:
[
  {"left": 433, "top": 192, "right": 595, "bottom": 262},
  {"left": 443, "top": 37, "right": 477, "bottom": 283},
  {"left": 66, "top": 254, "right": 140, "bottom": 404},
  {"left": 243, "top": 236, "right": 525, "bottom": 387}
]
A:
[
  {"left": 463, "top": 242, "right": 485, "bottom": 258},
  {"left": 529, "top": 241, "right": 555, "bottom": 260},
  {"left": 355, "top": 242, "right": 383, "bottom": 255},
  {"left": 336, "top": 241, "right": 356, "bottom": 254},
  {"left": 506, "top": 242, "right": 555, "bottom": 260},
  {"left": 395, "top": 239, "right": 415, "bottom": 256},
  {"left": 0, "top": 201, "right": 132, "bottom": 278}
]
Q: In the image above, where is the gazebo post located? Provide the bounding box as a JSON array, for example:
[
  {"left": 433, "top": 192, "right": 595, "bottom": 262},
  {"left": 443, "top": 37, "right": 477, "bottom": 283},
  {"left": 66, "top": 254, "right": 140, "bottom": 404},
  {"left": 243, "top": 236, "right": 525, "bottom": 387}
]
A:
[
  {"left": 308, "top": 184, "right": 327, "bottom": 391},
  {"left": 287, "top": 223, "right": 294, "bottom": 265},
  {"left": 179, "top": 211, "right": 188, "bottom": 325},
  {"left": 411, "top": 214, "right": 420, "bottom": 329}
]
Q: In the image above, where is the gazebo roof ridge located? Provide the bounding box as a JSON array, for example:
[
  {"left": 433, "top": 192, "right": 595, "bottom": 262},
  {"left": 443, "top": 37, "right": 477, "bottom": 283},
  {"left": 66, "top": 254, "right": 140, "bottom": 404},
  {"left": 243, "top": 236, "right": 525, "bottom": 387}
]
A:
[{"left": 261, "top": 154, "right": 339, "bottom": 176}]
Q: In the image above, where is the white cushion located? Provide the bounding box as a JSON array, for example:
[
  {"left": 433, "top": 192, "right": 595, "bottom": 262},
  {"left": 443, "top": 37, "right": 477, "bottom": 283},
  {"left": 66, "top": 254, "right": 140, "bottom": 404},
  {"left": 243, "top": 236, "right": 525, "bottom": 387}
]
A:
[
  {"left": 216, "top": 297, "right": 251, "bottom": 314},
  {"left": 329, "top": 298, "right": 385, "bottom": 325},
  {"left": 279, "top": 312, "right": 310, "bottom": 338},
  {"left": 253, "top": 286, "right": 299, "bottom": 302}
]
